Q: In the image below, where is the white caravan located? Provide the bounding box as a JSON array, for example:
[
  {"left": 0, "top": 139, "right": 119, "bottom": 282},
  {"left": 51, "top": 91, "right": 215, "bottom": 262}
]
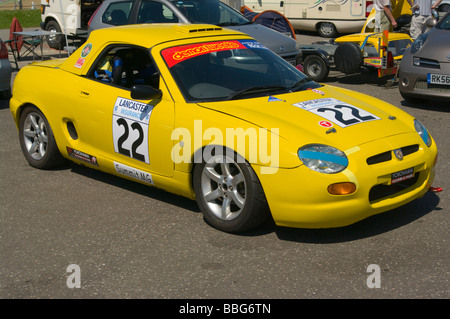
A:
[{"left": 244, "top": 0, "right": 374, "bottom": 37}]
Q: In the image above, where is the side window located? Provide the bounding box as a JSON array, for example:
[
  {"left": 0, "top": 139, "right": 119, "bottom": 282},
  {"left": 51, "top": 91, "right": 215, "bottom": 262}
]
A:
[
  {"left": 90, "top": 46, "right": 160, "bottom": 89},
  {"left": 362, "top": 43, "right": 378, "bottom": 58},
  {"left": 137, "top": 0, "right": 180, "bottom": 23},
  {"left": 101, "top": 1, "right": 133, "bottom": 26},
  {"left": 388, "top": 39, "right": 412, "bottom": 57}
]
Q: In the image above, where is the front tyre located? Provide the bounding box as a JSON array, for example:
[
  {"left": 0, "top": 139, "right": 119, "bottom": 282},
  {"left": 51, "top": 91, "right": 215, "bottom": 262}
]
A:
[
  {"left": 19, "top": 106, "right": 64, "bottom": 169},
  {"left": 45, "top": 20, "right": 65, "bottom": 50},
  {"left": 193, "top": 150, "right": 270, "bottom": 233}
]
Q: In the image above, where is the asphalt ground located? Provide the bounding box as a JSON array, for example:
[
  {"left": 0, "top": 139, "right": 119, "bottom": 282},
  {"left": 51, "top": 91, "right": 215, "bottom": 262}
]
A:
[{"left": 0, "top": 30, "right": 449, "bottom": 305}]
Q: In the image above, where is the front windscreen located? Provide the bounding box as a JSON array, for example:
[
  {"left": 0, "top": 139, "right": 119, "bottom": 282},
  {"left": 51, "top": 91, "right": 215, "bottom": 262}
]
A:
[{"left": 161, "top": 40, "right": 312, "bottom": 102}]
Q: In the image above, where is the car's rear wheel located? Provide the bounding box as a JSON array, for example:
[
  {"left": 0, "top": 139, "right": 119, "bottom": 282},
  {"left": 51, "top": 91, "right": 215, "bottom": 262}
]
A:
[
  {"left": 317, "top": 22, "right": 337, "bottom": 38},
  {"left": 19, "top": 106, "right": 64, "bottom": 169},
  {"left": 302, "top": 54, "right": 329, "bottom": 82},
  {"left": 193, "top": 149, "right": 270, "bottom": 233}
]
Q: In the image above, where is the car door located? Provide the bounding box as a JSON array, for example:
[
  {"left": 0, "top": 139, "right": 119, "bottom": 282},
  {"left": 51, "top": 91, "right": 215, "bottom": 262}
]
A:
[{"left": 71, "top": 44, "right": 175, "bottom": 178}]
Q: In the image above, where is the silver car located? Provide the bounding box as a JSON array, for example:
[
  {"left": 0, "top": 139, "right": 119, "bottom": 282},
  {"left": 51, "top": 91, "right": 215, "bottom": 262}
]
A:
[
  {"left": 398, "top": 12, "right": 450, "bottom": 103},
  {"left": 87, "top": 0, "right": 301, "bottom": 65},
  {"left": 0, "top": 37, "right": 12, "bottom": 99}
]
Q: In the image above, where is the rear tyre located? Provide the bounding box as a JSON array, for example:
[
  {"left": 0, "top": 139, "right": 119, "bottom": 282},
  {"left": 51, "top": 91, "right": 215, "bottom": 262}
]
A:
[
  {"left": 19, "top": 106, "right": 64, "bottom": 169},
  {"left": 302, "top": 55, "right": 329, "bottom": 82},
  {"left": 193, "top": 149, "right": 270, "bottom": 233},
  {"left": 334, "top": 42, "right": 363, "bottom": 74},
  {"left": 317, "top": 22, "right": 337, "bottom": 38}
]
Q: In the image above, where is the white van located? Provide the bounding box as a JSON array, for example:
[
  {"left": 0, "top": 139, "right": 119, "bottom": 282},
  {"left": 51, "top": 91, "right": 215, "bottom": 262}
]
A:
[
  {"left": 244, "top": 0, "right": 374, "bottom": 37},
  {"left": 40, "top": 0, "right": 104, "bottom": 49}
]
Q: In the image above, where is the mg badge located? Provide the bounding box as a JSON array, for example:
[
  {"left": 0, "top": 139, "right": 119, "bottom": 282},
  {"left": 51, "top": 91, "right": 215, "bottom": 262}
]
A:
[{"left": 394, "top": 148, "right": 403, "bottom": 160}]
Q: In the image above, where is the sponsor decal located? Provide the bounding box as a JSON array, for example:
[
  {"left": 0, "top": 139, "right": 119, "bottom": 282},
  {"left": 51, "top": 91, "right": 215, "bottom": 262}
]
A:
[
  {"left": 81, "top": 43, "right": 92, "bottom": 58},
  {"left": 391, "top": 167, "right": 414, "bottom": 184},
  {"left": 162, "top": 40, "right": 265, "bottom": 67},
  {"left": 114, "top": 162, "right": 153, "bottom": 185},
  {"left": 318, "top": 120, "right": 333, "bottom": 128},
  {"left": 268, "top": 96, "right": 283, "bottom": 102},
  {"left": 364, "top": 57, "right": 382, "bottom": 67},
  {"left": 75, "top": 58, "right": 85, "bottom": 69},
  {"left": 66, "top": 147, "right": 98, "bottom": 166},
  {"left": 309, "top": 88, "right": 325, "bottom": 95}
]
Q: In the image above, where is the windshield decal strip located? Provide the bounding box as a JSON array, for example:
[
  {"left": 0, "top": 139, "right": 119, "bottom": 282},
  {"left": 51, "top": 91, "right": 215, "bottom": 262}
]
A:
[{"left": 162, "top": 40, "right": 246, "bottom": 68}]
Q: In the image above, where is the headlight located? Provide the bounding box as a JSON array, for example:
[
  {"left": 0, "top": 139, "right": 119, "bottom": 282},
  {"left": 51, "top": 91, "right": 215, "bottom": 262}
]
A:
[
  {"left": 414, "top": 119, "right": 432, "bottom": 147},
  {"left": 298, "top": 144, "right": 348, "bottom": 174},
  {"left": 410, "top": 33, "right": 428, "bottom": 54}
]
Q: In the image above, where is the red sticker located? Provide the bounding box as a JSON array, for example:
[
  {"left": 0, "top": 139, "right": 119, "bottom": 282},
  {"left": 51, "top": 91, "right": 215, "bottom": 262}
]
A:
[
  {"left": 74, "top": 58, "right": 85, "bottom": 69},
  {"left": 162, "top": 41, "right": 246, "bottom": 67},
  {"left": 319, "top": 120, "right": 333, "bottom": 128}
]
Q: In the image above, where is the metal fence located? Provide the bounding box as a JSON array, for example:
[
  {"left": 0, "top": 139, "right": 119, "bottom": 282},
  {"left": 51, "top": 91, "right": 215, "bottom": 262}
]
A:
[{"left": 1, "top": 0, "right": 38, "bottom": 10}]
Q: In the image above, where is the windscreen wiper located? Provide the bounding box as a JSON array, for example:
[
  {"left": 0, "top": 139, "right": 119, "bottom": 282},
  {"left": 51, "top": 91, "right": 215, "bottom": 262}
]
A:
[
  {"left": 227, "top": 85, "right": 287, "bottom": 100},
  {"left": 289, "top": 79, "right": 322, "bottom": 92}
]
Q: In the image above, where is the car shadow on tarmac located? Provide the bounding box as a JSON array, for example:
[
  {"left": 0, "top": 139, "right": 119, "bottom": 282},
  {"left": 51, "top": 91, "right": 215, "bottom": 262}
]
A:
[
  {"left": 272, "top": 191, "right": 440, "bottom": 243},
  {"left": 66, "top": 158, "right": 440, "bottom": 243}
]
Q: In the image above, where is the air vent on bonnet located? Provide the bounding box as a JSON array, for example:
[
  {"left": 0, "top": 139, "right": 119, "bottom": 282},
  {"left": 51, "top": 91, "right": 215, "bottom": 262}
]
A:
[{"left": 174, "top": 25, "right": 222, "bottom": 33}]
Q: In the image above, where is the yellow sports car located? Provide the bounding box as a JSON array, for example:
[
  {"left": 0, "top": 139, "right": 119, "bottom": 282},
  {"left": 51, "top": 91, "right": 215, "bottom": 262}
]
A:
[{"left": 10, "top": 24, "right": 438, "bottom": 233}]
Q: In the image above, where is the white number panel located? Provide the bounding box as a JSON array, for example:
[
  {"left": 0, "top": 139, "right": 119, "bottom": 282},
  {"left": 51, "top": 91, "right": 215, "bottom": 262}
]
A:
[
  {"left": 112, "top": 97, "right": 154, "bottom": 163},
  {"left": 293, "top": 98, "right": 380, "bottom": 128}
]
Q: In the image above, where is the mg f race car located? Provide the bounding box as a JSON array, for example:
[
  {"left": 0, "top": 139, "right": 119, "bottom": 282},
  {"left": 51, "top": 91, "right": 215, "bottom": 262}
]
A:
[{"left": 10, "top": 24, "right": 438, "bottom": 232}]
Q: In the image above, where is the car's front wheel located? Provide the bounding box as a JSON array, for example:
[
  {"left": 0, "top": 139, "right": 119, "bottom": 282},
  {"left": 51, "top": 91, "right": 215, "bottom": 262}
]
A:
[
  {"left": 19, "top": 106, "right": 64, "bottom": 169},
  {"left": 45, "top": 20, "right": 65, "bottom": 50},
  {"left": 193, "top": 149, "right": 270, "bottom": 233}
]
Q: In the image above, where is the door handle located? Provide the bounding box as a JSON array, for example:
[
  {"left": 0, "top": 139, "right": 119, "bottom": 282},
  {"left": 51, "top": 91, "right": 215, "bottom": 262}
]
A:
[{"left": 80, "top": 90, "right": 90, "bottom": 97}]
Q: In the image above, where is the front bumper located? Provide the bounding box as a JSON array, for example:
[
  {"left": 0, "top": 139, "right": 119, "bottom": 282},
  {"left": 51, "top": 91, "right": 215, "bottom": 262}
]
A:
[
  {"left": 256, "top": 132, "right": 438, "bottom": 228},
  {"left": 399, "top": 54, "right": 450, "bottom": 102}
]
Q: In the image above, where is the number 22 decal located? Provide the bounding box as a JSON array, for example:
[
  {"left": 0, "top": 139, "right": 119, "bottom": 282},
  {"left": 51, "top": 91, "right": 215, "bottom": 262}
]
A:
[
  {"left": 317, "top": 104, "right": 378, "bottom": 127},
  {"left": 116, "top": 118, "right": 146, "bottom": 162},
  {"left": 293, "top": 98, "right": 380, "bottom": 128}
]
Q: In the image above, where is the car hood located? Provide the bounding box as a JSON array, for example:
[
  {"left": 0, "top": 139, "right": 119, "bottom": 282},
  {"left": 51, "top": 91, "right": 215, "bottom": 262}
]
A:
[
  {"left": 226, "top": 24, "right": 298, "bottom": 55},
  {"left": 197, "top": 84, "right": 415, "bottom": 151},
  {"left": 415, "top": 28, "right": 450, "bottom": 62}
]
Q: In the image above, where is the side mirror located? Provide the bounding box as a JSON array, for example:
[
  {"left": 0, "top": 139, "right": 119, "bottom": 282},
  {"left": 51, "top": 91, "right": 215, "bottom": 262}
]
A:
[{"left": 131, "top": 85, "right": 162, "bottom": 100}]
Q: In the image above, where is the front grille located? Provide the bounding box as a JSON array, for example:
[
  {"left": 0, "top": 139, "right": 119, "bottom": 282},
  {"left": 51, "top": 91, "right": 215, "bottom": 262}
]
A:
[
  {"left": 401, "top": 144, "right": 419, "bottom": 156},
  {"left": 415, "top": 79, "right": 450, "bottom": 93},
  {"left": 367, "top": 151, "right": 392, "bottom": 165},
  {"left": 366, "top": 144, "right": 419, "bottom": 165},
  {"left": 369, "top": 173, "right": 420, "bottom": 202},
  {"left": 414, "top": 58, "right": 440, "bottom": 69}
]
